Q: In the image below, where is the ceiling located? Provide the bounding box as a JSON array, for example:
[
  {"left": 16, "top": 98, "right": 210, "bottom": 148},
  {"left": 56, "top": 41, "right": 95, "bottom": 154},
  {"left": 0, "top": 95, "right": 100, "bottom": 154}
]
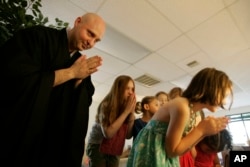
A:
[{"left": 40, "top": 0, "right": 250, "bottom": 125}]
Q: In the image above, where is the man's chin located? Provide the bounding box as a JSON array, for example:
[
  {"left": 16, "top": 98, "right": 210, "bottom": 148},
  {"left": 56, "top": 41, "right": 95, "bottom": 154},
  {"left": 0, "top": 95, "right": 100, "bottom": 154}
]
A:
[{"left": 80, "top": 46, "right": 91, "bottom": 50}]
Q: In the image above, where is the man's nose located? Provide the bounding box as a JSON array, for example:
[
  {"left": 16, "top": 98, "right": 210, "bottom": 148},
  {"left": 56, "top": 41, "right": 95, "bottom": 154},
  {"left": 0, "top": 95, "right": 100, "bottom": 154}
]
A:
[{"left": 88, "top": 38, "right": 95, "bottom": 48}]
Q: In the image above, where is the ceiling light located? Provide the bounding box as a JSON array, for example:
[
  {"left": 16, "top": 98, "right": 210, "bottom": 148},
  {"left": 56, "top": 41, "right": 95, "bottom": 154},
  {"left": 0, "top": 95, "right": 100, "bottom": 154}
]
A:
[
  {"left": 187, "top": 60, "right": 199, "bottom": 68},
  {"left": 134, "top": 74, "right": 160, "bottom": 87}
]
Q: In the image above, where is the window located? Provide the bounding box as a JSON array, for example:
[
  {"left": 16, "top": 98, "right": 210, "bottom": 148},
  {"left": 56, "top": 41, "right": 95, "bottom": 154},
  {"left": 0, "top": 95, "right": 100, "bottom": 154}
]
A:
[{"left": 226, "top": 112, "right": 250, "bottom": 146}]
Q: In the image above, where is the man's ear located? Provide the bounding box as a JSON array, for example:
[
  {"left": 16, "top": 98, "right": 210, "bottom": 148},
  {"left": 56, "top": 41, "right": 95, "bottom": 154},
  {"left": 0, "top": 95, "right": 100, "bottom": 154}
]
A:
[{"left": 74, "top": 17, "right": 81, "bottom": 26}]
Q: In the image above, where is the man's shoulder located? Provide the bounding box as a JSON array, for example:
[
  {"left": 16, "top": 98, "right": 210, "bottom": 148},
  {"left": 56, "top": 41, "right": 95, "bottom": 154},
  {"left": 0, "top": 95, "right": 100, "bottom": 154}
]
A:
[
  {"left": 23, "top": 25, "right": 63, "bottom": 33},
  {"left": 18, "top": 25, "right": 67, "bottom": 43}
]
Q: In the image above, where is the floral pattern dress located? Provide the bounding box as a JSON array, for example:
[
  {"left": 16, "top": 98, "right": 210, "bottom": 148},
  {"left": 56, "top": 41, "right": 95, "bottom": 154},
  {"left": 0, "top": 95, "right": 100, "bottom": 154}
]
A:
[{"left": 127, "top": 119, "right": 180, "bottom": 167}]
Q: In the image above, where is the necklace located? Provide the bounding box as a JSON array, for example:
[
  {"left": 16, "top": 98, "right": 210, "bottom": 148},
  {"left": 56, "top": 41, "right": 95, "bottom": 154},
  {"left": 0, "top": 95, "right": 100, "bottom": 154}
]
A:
[{"left": 183, "top": 103, "right": 197, "bottom": 136}]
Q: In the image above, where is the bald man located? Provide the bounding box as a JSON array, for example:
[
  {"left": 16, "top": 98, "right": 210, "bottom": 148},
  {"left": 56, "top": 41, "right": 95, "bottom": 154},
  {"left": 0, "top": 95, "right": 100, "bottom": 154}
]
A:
[{"left": 0, "top": 13, "right": 106, "bottom": 167}]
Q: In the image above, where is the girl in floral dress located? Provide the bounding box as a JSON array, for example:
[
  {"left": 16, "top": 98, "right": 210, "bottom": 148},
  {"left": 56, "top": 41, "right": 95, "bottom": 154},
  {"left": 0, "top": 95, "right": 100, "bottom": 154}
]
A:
[{"left": 127, "top": 68, "right": 233, "bottom": 167}]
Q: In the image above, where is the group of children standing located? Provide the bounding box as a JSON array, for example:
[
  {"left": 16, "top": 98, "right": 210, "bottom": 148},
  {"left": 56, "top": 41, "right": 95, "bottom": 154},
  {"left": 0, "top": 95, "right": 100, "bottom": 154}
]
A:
[{"left": 86, "top": 67, "right": 233, "bottom": 167}]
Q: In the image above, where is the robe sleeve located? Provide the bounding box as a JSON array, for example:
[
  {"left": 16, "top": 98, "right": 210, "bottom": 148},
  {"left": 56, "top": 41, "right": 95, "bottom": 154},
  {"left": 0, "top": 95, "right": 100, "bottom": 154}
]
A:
[{"left": 0, "top": 26, "right": 58, "bottom": 158}]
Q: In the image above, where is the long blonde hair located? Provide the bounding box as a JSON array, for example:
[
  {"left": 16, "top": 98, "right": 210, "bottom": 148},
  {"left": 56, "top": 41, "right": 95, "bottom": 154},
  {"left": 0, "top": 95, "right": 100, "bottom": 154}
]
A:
[{"left": 95, "top": 75, "right": 135, "bottom": 127}]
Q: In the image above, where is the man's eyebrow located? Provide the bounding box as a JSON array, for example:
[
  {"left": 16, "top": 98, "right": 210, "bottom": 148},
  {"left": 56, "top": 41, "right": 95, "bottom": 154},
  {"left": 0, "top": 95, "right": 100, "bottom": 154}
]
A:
[
  {"left": 88, "top": 29, "right": 95, "bottom": 36},
  {"left": 88, "top": 29, "right": 101, "bottom": 42}
]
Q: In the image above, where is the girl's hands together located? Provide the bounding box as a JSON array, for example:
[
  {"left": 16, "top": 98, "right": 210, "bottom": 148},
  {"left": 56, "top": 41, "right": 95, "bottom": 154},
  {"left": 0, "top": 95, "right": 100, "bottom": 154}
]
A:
[
  {"left": 197, "top": 116, "right": 229, "bottom": 136},
  {"left": 125, "top": 93, "right": 136, "bottom": 115}
]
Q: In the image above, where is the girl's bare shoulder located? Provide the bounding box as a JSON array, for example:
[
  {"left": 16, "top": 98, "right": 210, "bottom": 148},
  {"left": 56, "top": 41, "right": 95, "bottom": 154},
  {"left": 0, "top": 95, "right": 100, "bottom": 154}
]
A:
[{"left": 153, "top": 97, "right": 189, "bottom": 122}]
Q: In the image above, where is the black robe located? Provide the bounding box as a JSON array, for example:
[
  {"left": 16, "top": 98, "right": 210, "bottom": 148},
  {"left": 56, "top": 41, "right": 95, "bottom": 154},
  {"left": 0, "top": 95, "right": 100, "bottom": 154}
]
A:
[{"left": 0, "top": 26, "right": 94, "bottom": 167}]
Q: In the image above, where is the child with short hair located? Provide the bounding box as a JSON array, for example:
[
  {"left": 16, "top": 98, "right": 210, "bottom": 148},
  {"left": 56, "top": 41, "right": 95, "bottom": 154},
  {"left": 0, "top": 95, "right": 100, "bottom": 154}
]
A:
[
  {"left": 168, "top": 87, "right": 183, "bottom": 100},
  {"left": 155, "top": 91, "right": 169, "bottom": 107},
  {"left": 194, "top": 129, "right": 233, "bottom": 167}
]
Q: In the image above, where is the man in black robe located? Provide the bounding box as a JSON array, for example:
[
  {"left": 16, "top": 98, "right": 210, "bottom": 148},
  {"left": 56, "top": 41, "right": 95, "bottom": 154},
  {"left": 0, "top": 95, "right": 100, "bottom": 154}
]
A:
[{"left": 0, "top": 13, "right": 106, "bottom": 167}]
